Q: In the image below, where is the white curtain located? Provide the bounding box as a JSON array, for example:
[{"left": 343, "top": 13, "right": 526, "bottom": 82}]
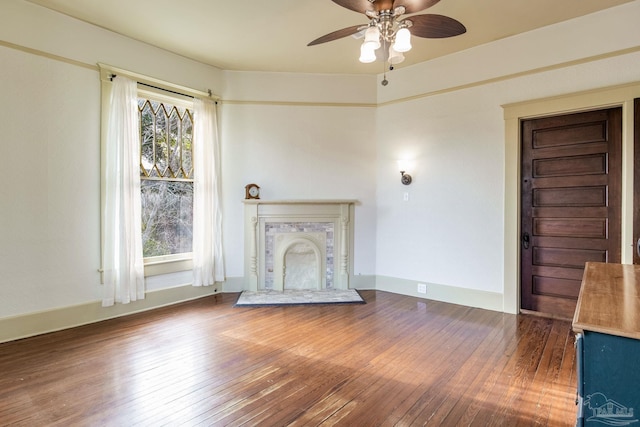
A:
[
  {"left": 102, "top": 76, "right": 145, "bottom": 306},
  {"left": 192, "top": 98, "right": 225, "bottom": 286}
]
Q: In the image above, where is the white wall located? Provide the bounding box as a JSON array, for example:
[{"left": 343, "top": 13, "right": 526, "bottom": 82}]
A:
[
  {"left": 0, "top": 47, "right": 102, "bottom": 314},
  {"left": 0, "top": 0, "right": 638, "bottom": 331},
  {"left": 219, "top": 102, "right": 377, "bottom": 279},
  {"left": 374, "top": 1, "right": 640, "bottom": 311},
  {"left": 0, "top": 0, "right": 224, "bottom": 318},
  {"left": 0, "top": 0, "right": 377, "bottom": 325},
  {"left": 219, "top": 71, "right": 378, "bottom": 283},
  {"left": 376, "top": 90, "right": 505, "bottom": 293}
]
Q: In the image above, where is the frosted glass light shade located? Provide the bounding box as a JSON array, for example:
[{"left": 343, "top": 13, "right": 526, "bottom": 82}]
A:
[
  {"left": 393, "top": 27, "right": 412, "bottom": 52},
  {"left": 363, "top": 26, "right": 381, "bottom": 50},
  {"left": 359, "top": 43, "right": 377, "bottom": 63},
  {"left": 388, "top": 46, "right": 405, "bottom": 64},
  {"left": 397, "top": 159, "right": 413, "bottom": 173}
]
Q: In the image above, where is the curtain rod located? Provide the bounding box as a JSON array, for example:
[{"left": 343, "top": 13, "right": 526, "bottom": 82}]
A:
[
  {"left": 138, "top": 80, "right": 194, "bottom": 99},
  {"left": 109, "top": 73, "right": 218, "bottom": 104}
]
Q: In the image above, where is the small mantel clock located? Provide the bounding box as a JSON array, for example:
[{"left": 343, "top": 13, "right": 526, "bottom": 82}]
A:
[{"left": 245, "top": 183, "right": 260, "bottom": 199}]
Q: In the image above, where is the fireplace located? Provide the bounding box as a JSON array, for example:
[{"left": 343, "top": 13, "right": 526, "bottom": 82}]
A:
[
  {"left": 274, "top": 232, "right": 324, "bottom": 290},
  {"left": 243, "top": 200, "right": 356, "bottom": 292}
]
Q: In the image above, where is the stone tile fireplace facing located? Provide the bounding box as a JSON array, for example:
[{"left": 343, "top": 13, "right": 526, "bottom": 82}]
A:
[{"left": 243, "top": 200, "right": 356, "bottom": 292}]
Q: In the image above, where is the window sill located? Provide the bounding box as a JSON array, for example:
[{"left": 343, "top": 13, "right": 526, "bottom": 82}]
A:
[{"left": 144, "top": 254, "right": 193, "bottom": 277}]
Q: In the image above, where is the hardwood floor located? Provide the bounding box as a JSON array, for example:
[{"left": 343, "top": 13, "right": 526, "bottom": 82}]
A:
[{"left": 0, "top": 291, "right": 578, "bottom": 426}]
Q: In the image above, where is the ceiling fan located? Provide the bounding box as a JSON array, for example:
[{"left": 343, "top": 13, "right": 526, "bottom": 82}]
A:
[{"left": 308, "top": 0, "right": 466, "bottom": 82}]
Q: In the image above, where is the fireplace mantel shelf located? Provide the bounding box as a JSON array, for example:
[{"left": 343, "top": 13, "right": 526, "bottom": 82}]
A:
[{"left": 242, "top": 199, "right": 357, "bottom": 205}]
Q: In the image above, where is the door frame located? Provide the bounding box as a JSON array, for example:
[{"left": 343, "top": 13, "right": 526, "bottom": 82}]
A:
[
  {"left": 502, "top": 82, "right": 640, "bottom": 314},
  {"left": 634, "top": 98, "right": 640, "bottom": 265}
]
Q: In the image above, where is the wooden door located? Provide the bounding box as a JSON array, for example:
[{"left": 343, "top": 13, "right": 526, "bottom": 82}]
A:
[{"left": 521, "top": 107, "right": 622, "bottom": 319}]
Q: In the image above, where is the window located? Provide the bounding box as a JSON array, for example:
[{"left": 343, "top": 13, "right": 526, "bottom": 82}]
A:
[
  {"left": 99, "top": 64, "right": 221, "bottom": 282},
  {"left": 138, "top": 97, "right": 194, "bottom": 261}
]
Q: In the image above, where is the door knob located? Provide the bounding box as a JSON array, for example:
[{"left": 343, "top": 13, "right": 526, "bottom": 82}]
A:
[{"left": 522, "top": 232, "right": 530, "bottom": 250}]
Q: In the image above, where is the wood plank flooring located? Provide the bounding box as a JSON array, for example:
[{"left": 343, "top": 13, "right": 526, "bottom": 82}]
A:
[{"left": 0, "top": 291, "right": 578, "bottom": 426}]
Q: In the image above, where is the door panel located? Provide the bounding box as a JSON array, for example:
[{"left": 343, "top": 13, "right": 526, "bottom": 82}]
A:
[
  {"left": 533, "top": 123, "right": 607, "bottom": 147},
  {"left": 533, "top": 247, "right": 607, "bottom": 268},
  {"left": 521, "top": 108, "right": 622, "bottom": 318},
  {"left": 533, "top": 153, "right": 606, "bottom": 177},
  {"left": 533, "top": 218, "right": 606, "bottom": 238},
  {"left": 533, "top": 186, "right": 607, "bottom": 206},
  {"left": 532, "top": 276, "right": 580, "bottom": 299}
]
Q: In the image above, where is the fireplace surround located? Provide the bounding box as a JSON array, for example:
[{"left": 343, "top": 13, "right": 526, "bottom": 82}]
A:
[{"left": 243, "top": 200, "right": 356, "bottom": 292}]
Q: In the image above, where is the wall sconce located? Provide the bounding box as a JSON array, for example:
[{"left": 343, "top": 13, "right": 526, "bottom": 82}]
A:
[
  {"left": 400, "top": 171, "right": 412, "bottom": 185},
  {"left": 397, "top": 160, "right": 413, "bottom": 185}
]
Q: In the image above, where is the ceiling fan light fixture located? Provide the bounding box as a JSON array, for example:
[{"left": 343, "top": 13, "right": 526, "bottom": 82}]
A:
[
  {"left": 308, "top": 0, "right": 466, "bottom": 71},
  {"left": 363, "top": 26, "right": 381, "bottom": 50},
  {"left": 393, "top": 27, "right": 412, "bottom": 53},
  {"left": 388, "top": 45, "right": 405, "bottom": 64},
  {"left": 359, "top": 42, "right": 377, "bottom": 63}
]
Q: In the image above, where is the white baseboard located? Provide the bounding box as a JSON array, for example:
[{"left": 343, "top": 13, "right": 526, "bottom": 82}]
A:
[
  {"left": 0, "top": 283, "right": 220, "bottom": 344},
  {"left": 221, "top": 276, "right": 245, "bottom": 293},
  {"left": 375, "top": 276, "right": 504, "bottom": 312},
  {"left": 350, "top": 274, "right": 376, "bottom": 290},
  {"left": 1, "top": 275, "right": 505, "bottom": 344}
]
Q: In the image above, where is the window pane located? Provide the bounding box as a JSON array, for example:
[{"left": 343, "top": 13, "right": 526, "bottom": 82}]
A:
[
  {"left": 140, "top": 100, "right": 154, "bottom": 177},
  {"left": 155, "top": 105, "right": 169, "bottom": 177},
  {"left": 168, "top": 106, "right": 181, "bottom": 178},
  {"left": 182, "top": 111, "right": 193, "bottom": 179},
  {"left": 141, "top": 180, "right": 193, "bottom": 257}
]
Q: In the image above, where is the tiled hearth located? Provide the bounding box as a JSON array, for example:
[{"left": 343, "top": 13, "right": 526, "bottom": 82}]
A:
[{"left": 243, "top": 200, "right": 356, "bottom": 292}]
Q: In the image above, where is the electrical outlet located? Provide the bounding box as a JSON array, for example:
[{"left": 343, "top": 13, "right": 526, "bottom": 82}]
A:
[{"left": 417, "top": 283, "right": 427, "bottom": 294}]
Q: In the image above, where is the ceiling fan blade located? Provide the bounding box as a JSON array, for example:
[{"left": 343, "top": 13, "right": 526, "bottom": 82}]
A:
[
  {"left": 393, "top": 0, "right": 441, "bottom": 14},
  {"left": 332, "top": 0, "right": 394, "bottom": 13},
  {"left": 307, "top": 24, "right": 365, "bottom": 46},
  {"left": 405, "top": 14, "right": 466, "bottom": 38}
]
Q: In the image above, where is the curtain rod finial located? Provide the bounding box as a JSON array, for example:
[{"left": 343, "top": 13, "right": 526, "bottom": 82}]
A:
[{"left": 207, "top": 89, "right": 212, "bottom": 97}]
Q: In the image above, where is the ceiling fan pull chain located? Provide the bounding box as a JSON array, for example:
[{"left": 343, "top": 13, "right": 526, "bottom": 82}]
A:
[{"left": 381, "top": 39, "right": 389, "bottom": 86}]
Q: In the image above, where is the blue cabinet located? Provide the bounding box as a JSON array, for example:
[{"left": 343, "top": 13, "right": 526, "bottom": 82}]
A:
[
  {"left": 575, "top": 332, "right": 640, "bottom": 426},
  {"left": 573, "top": 263, "right": 640, "bottom": 427}
]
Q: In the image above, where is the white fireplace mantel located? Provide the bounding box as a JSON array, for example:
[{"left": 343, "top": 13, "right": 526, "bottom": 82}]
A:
[{"left": 243, "top": 200, "right": 356, "bottom": 292}]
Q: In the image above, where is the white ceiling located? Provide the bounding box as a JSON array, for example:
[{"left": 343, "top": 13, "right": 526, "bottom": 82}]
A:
[{"left": 25, "top": 0, "right": 634, "bottom": 75}]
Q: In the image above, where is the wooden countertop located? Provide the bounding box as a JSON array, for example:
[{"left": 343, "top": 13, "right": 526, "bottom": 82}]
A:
[{"left": 573, "top": 262, "right": 640, "bottom": 340}]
